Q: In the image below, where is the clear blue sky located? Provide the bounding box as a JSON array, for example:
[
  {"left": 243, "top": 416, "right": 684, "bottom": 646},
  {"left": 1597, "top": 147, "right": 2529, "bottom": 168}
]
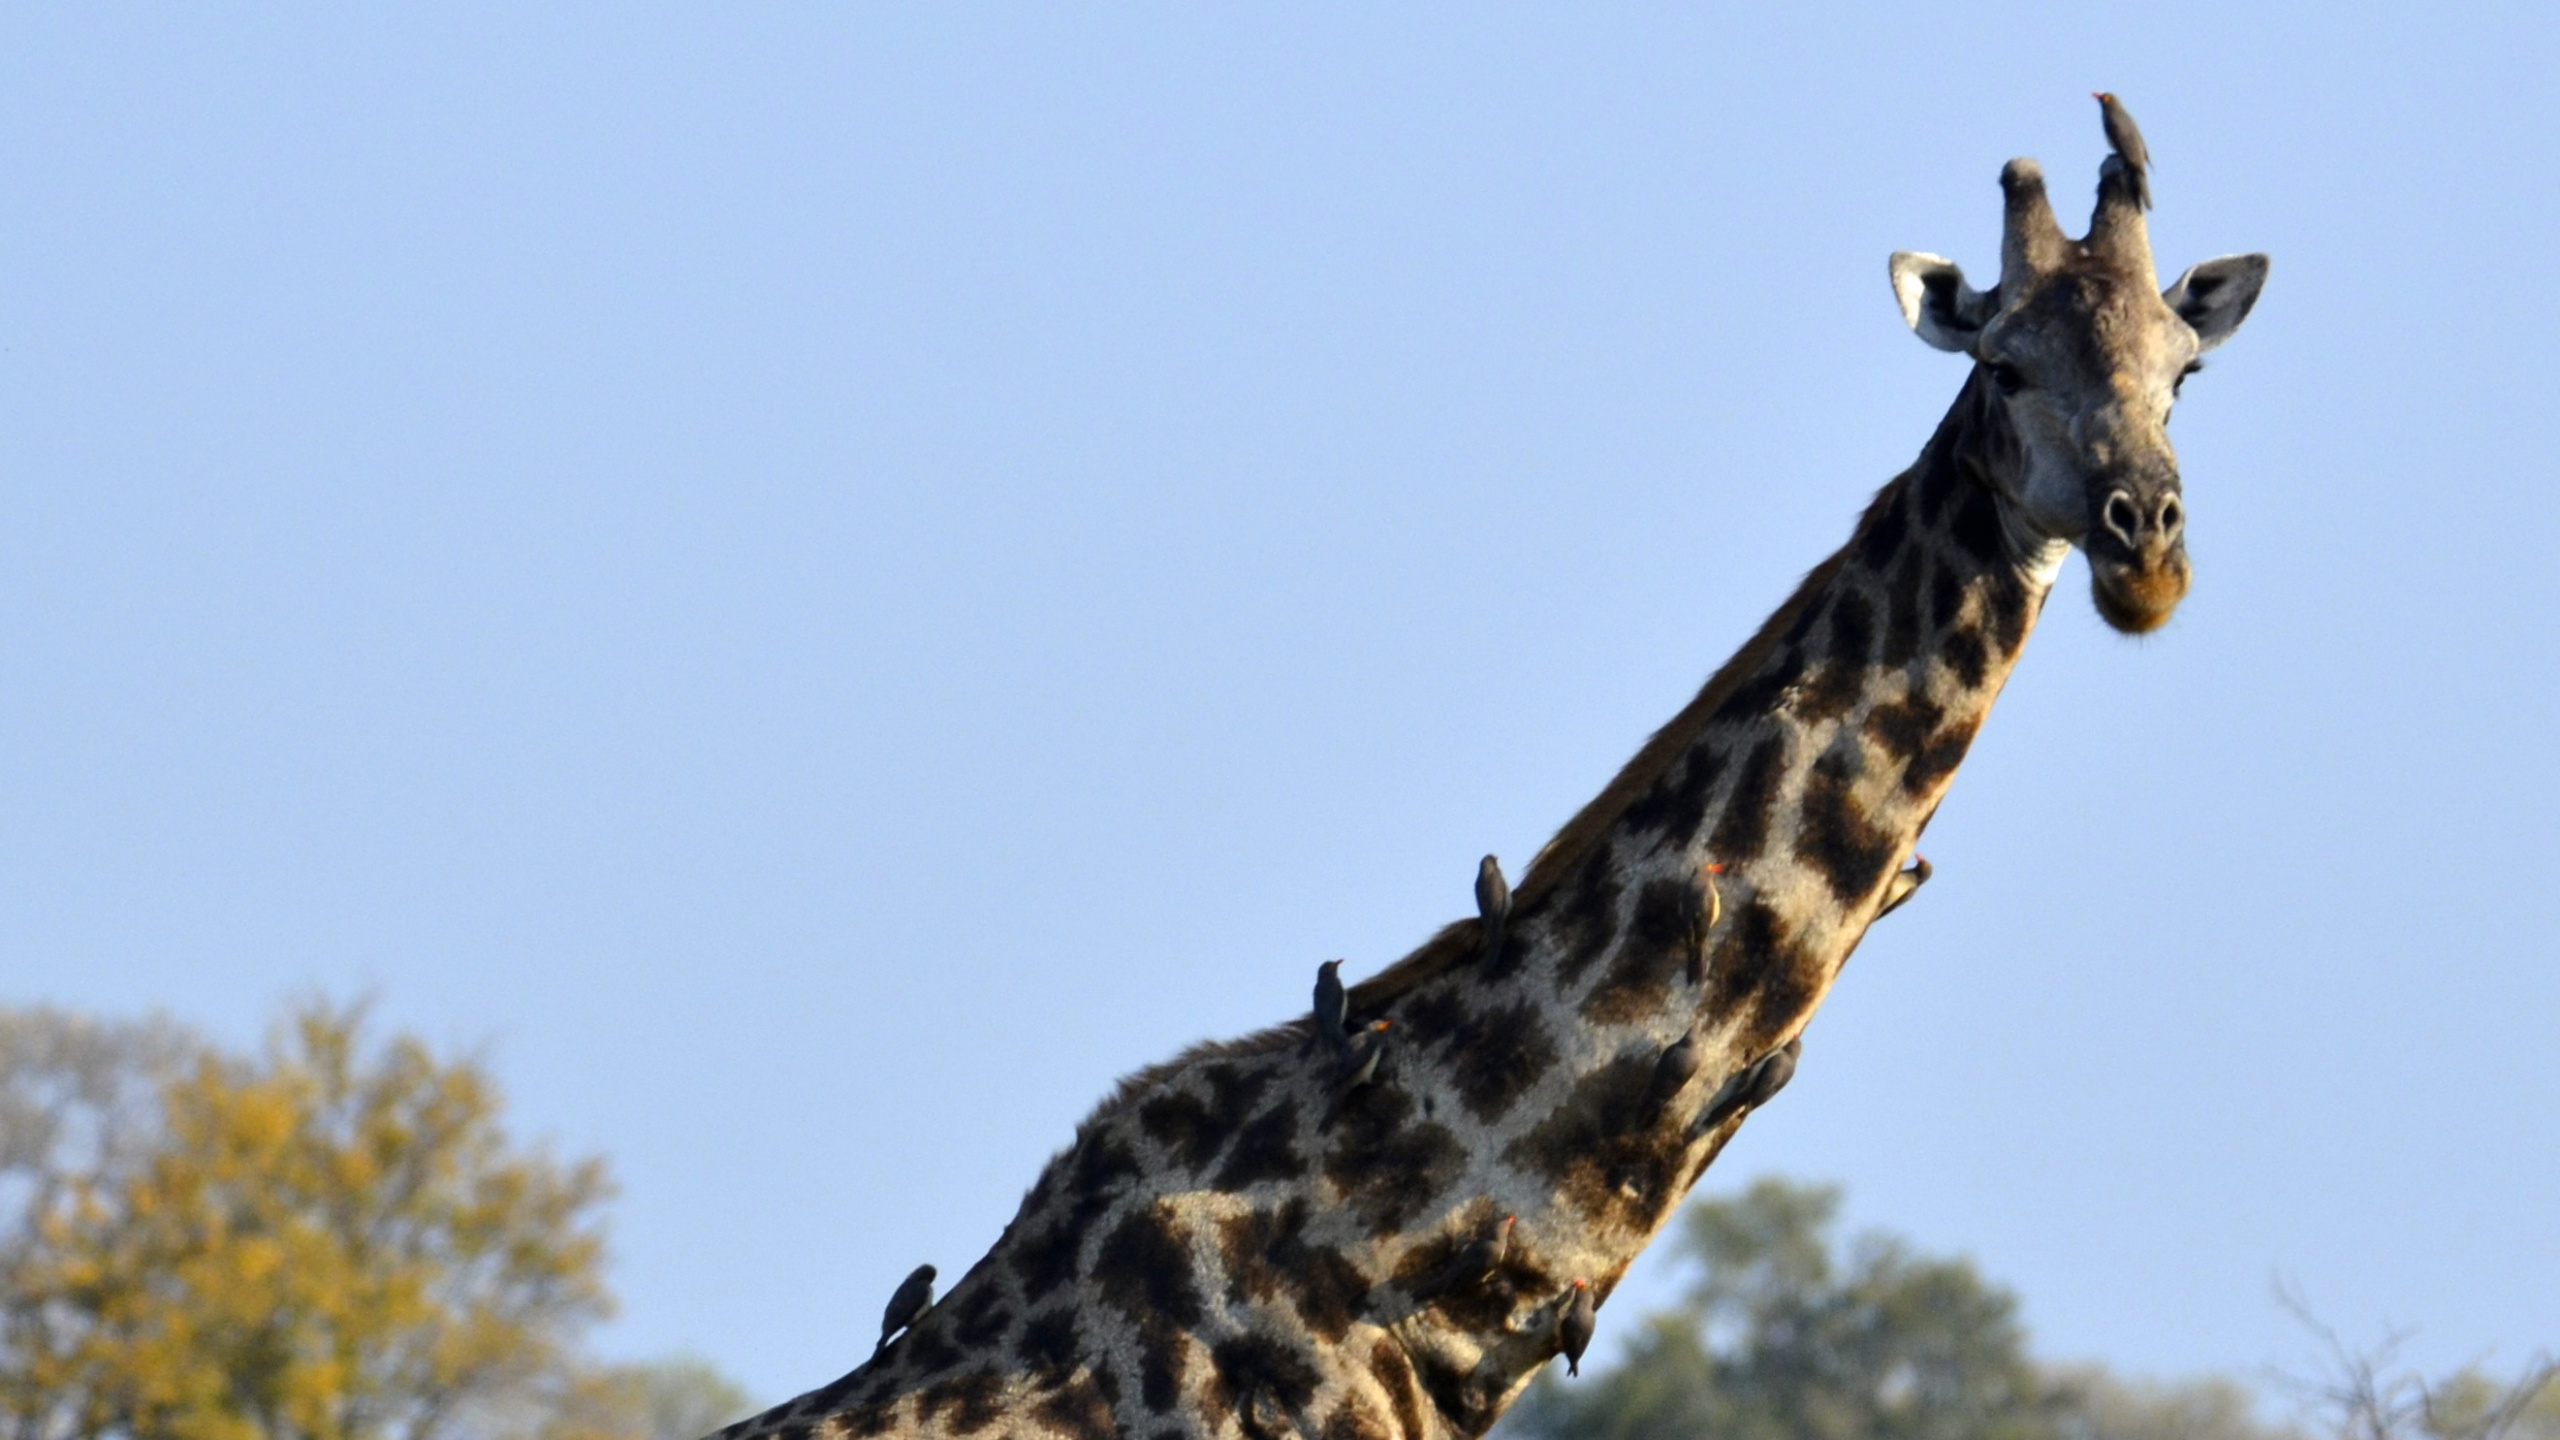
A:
[{"left": 5, "top": 2, "right": 2554, "bottom": 1408}]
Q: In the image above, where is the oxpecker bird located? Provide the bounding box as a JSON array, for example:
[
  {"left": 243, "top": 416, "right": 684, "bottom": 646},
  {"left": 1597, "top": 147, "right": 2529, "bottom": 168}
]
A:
[
  {"left": 1476, "top": 854, "right": 1511, "bottom": 963},
  {"left": 1694, "top": 1037, "right": 1803, "bottom": 1137},
  {"left": 1558, "top": 1280, "right": 1597, "bottom": 1377},
  {"left": 2093, "top": 92, "right": 2152, "bottom": 209},
  {"left": 1877, "top": 856, "right": 1933, "bottom": 920},
  {"left": 875, "top": 1263, "right": 937, "bottom": 1355},
  {"left": 1419, "top": 1213, "right": 1515, "bottom": 1300},
  {"left": 1310, "top": 958, "right": 1349, "bottom": 1056},
  {"left": 1324, "top": 1020, "right": 1393, "bottom": 1122},
  {"left": 1647, "top": 1031, "right": 1702, "bottom": 1112}
]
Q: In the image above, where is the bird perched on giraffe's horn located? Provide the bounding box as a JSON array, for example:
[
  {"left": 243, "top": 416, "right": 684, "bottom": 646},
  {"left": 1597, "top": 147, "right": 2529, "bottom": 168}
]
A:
[
  {"left": 1877, "top": 856, "right": 1932, "bottom": 920},
  {"left": 874, "top": 1263, "right": 937, "bottom": 1356},
  {"left": 1414, "top": 1213, "right": 1515, "bottom": 1302},
  {"left": 1557, "top": 1279, "right": 1597, "bottom": 1377},
  {"left": 2094, "top": 92, "right": 2151, "bottom": 211},
  {"left": 1475, "top": 854, "right": 1511, "bottom": 963},
  {"left": 1693, "top": 1037, "right": 1802, "bottom": 1138},
  {"left": 1306, "top": 958, "right": 1348, "bottom": 1058}
]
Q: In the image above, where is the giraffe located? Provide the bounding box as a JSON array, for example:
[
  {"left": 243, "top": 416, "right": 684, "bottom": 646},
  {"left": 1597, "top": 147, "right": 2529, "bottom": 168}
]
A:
[{"left": 720, "top": 107, "right": 2268, "bottom": 1440}]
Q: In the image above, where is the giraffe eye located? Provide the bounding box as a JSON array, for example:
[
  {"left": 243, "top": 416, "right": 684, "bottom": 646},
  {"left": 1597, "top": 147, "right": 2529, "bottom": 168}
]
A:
[
  {"left": 2173, "top": 359, "right": 2205, "bottom": 397},
  {"left": 1987, "top": 361, "right": 2026, "bottom": 395}
]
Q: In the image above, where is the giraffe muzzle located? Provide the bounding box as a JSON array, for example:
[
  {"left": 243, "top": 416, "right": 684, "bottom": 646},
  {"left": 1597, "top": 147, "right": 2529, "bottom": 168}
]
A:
[{"left": 2085, "top": 480, "right": 2190, "bottom": 633}]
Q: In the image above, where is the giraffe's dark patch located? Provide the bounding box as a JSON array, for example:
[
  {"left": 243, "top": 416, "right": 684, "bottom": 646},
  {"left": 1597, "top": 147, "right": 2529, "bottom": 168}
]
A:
[
  {"left": 1322, "top": 1090, "right": 1465, "bottom": 1231},
  {"left": 1901, "top": 713, "right": 1983, "bottom": 798},
  {"left": 1137, "top": 1064, "right": 1269, "bottom": 1174},
  {"left": 1701, "top": 899, "right": 1821, "bottom": 1042},
  {"left": 1943, "top": 624, "right": 1989, "bottom": 691},
  {"left": 1707, "top": 734, "right": 1787, "bottom": 864},
  {"left": 1136, "top": 1318, "right": 1191, "bottom": 1414},
  {"left": 1071, "top": 1131, "right": 1142, "bottom": 1193},
  {"left": 905, "top": 1325, "right": 960, "bottom": 1375},
  {"left": 1217, "top": 1202, "right": 1296, "bottom": 1304},
  {"left": 1860, "top": 487, "right": 1910, "bottom": 569},
  {"left": 1369, "top": 1339, "right": 1426, "bottom": 1440},
  {"left": 1983, "top": 569, "right": 2033, "bottom": 657},
  {"left": 1832, "top": 587, "right": 1878, "bottom": 661},
  {"left": 1949, "top": 482, "right": 2007, "bottom": 566},
  {"left": 1784, "top": 592, "right": 1830, "bottom": 645},
  {"left": 1548, "top": 841, "right": 1623, "bottom": 987},
  {"left": 1929, "top": 564, "right": 1965, "bottom": 633},
  {"left": 1035, "top": 1373, "right": 1116, "bottom": 1440},
  {"left": 1323, "top": 1397, "right": 1395, "bottom": 1440},
  {"left": 1093, "top": 1202, "right": 1206, "bottom": 1329},
  {"left": 1581, "top": 878, "right": 1697, "bottom": 1025},
  {"left": 1502, "top": 1051, "right": 1687, "bottom": 1232},
  {"left": 1794, "top": 591, "right": 1877, "bottom": 720},
  {"left": 1207, "top": 1333, "right": 1324, "bottom": 1422},
  {"left": 1218, "top": 1199, "right": 1372, "bottom": 1342},
  {"left": 1440, "top": 997, "right": 1559, "bottom": 1121},
  {"left": 948, "top": 1283, "right": 1013, "bottom": 1350},
  {"left": 836, "top": 1401, "right": 896, "bottom": 1440},
  {"left": 775, "top": 1423, "right": 812, "bottom": 1440},
  {"left": 1287, "top": 1242, "right": 1371, "bottom": 1342},
  {"left": 1795, "top": 746, "right": 1900, "bottom": 908},
  {"left": 1212, "top": 1099, "right": 1304, "bottom": 1191},
  {"left": 1619, "top": 743, "right": 1728, "bottom": 853},
  {"left": 1013, "top": 1156, "right": 1126, "bottom": 1303},
  {"left": 1865, "top": 693, "right": 1945, "bottom": 763},
  {"left": 914, "top": 1370, "right": 1004, "bottom": 1435},
  {"left": 1396, "top": 988, "right": 1469, "bottom": 1051},
  {"left": 1711, "top": 646, "right": 1809, "bottom": 725},
  {"left": 1010, "top": 1216, "right": 1085, "bottom": 1305},
  {"left": 1882, "top": 547, "right": 1927, "bottom": 669},
  {"left": 1208, "top": 1064, "right": 1273, "bottom": 1120},
  {"left": 1016, "top": 1306, "right": 1081, "bottom": 1378}
]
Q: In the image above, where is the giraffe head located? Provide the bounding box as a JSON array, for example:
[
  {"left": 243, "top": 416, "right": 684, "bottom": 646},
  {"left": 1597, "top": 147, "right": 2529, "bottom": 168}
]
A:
[{"left": 1886, "top": 110, "right": 2268, "bottom": 633}]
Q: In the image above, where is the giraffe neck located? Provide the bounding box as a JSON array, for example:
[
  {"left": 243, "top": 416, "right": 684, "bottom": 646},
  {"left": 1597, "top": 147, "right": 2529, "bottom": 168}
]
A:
[
  {"left": 1512, "top": 366, "right": 2064, "bottom": 1060},
  {"left": 740, "top": 378, "right": 2067, "bottom": 1440}
]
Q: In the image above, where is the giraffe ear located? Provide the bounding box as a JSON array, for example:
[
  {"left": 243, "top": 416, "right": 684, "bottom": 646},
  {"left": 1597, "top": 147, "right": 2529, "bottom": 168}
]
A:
[
  {"left": 1889, "top": 252, "right": 1997, "bottom": 354},
  {"left": 2164, "top": 253, "right": 2270, "bottom": 353}
]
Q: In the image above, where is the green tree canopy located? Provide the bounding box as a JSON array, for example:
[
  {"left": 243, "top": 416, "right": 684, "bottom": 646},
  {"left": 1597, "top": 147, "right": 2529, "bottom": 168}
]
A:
[
  {"left": 0, "top": 999, "right": 753, "bottom": 1440},
  {"left": 1508, "top": 1177, "right": 2063, "bottom": 1440}
]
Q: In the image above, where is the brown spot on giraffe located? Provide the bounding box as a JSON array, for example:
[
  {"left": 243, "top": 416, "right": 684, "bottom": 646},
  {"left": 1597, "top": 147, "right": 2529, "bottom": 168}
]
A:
[{"left": 1579, "top": 878, "right": 1701, "bottom": 1025}]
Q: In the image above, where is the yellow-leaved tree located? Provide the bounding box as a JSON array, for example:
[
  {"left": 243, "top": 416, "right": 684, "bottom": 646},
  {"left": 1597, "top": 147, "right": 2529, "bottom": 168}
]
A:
[{"left": 0, "top": 999, "right": 710, "bottom": 1440}]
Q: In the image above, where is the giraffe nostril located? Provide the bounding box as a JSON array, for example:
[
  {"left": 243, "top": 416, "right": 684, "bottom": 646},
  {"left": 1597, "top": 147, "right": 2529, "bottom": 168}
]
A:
[
  {"left": 2156, "top": 495, "right": 2183, "bottom": 539},
  {"left": 2102, "top": 491, "right": 2141, "bottom": 545}
]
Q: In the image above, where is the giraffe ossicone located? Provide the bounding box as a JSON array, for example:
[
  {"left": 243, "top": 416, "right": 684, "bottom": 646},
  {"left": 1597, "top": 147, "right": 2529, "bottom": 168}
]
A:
[{"left": 722, "top": 101, "right": 2268, "bottom": 1440}]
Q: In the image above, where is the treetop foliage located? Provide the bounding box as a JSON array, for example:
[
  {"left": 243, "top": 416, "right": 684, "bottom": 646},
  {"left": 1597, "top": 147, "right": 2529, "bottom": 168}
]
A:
[
  {"left": 1505, "top": 1176, "right": 2553, "bottom": 1440},
  {"left": 0, "top": 998, "right": 744, "bottom": 1440}
]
